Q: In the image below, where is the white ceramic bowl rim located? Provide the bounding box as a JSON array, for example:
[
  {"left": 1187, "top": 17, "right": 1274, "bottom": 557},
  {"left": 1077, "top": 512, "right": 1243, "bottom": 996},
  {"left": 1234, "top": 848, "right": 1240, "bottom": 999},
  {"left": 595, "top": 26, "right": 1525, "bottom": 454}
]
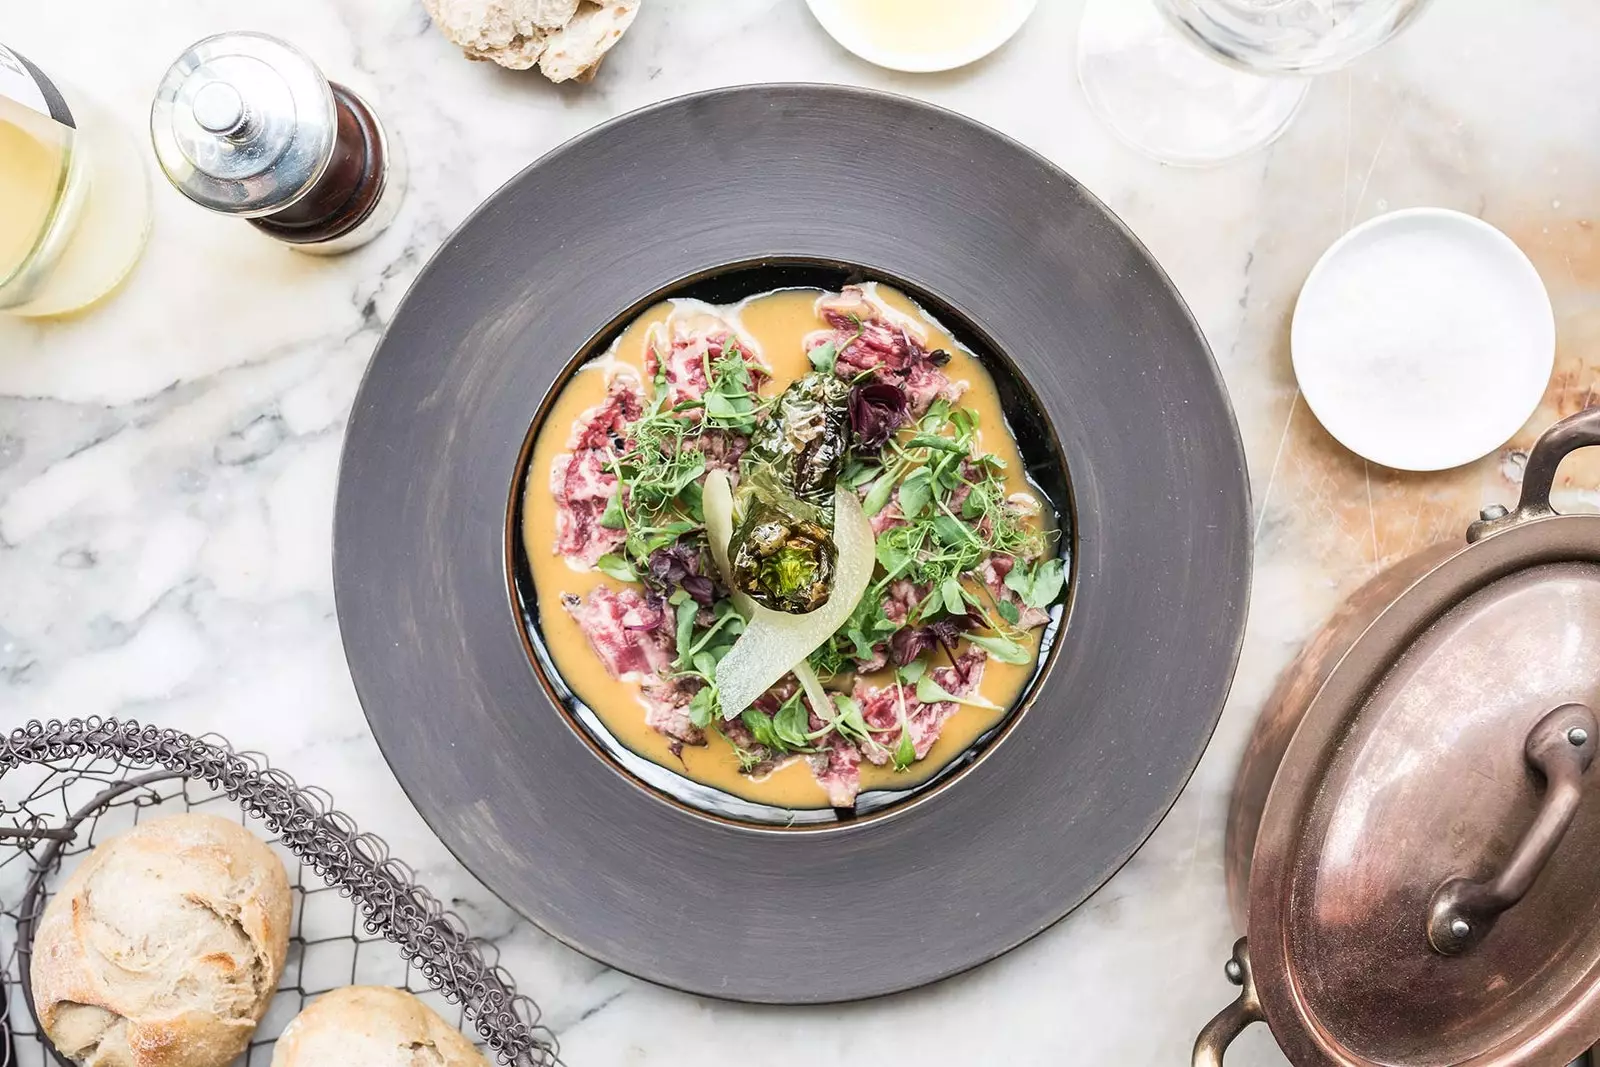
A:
[{"left": 804, "top": 0, "right": 1039, "bottom": 73}]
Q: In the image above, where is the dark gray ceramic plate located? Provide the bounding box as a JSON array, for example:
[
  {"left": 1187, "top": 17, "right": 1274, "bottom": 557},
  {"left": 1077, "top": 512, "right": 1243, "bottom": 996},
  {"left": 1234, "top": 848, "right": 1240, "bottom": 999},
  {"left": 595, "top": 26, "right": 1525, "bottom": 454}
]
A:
[{"left": 334, "top": 84, "right": 1250, "bottom": 1004}]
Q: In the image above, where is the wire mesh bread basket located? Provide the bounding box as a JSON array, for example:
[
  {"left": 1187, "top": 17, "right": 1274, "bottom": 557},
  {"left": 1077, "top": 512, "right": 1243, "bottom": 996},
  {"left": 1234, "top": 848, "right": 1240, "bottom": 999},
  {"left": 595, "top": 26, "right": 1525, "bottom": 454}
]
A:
[{"left": 0, "top": 719, "right": 561, "bottom": 1067}]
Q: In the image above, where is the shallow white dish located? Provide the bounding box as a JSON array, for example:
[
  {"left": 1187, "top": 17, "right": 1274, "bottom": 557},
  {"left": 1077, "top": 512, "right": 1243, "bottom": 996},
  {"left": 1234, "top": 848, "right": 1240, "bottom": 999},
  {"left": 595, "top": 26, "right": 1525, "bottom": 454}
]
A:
[
  {"left": 804, "top": 0, "right": 1037, "bottom": 73},
  {"left": 1291, "top": 207, "right": 1555, "bottom": 472}
]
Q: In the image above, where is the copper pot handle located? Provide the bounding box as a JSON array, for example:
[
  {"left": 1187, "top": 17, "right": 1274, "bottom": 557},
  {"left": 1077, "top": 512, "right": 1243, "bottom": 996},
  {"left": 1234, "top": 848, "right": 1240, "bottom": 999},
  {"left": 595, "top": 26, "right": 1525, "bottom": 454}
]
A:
[
  {"left": 1469, "top": 406, "right": 1600, "bottom": 542},
  {"left": 1192, "top": 938, "right": 1264, "bottom": 1067},
  {"left": 1427, "top": 703, "right": 1598, "bottom": 955}
]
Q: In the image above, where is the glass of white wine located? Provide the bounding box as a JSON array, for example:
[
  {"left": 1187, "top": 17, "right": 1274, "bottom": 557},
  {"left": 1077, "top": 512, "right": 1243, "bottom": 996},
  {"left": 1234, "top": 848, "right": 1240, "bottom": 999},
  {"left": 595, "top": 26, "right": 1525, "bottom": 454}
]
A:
[
  {"left": 0, "top": 44, "right": 150, "bottom": 318},
  {"left": 1077, "top": 0, "right": 1436, "bottom": 166}
]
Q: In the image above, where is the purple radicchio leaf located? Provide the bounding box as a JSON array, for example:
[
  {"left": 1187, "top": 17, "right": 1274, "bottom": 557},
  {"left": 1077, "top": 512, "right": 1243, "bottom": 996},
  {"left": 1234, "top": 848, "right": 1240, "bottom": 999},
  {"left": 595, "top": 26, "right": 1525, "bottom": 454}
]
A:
[
  {"left": 889, "top": 612, "right": 976, "bottom": 667},
  {"left": 681, "top": 574, "right": 716, "bottom": 607},
  {"left": 848, "top": 381, "right": 910, "bottom": 452},
  {"left": 889, "top": 627, "right": 934, "bottom": 667},
  {"left": 646, "top": 539, "right": 718, "bottom": 606}
]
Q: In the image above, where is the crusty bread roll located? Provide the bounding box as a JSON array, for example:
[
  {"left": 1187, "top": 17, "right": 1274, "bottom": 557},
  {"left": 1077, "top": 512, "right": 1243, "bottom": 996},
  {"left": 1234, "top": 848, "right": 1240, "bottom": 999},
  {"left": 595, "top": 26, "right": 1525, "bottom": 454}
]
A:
[
  {"left": 423, "top": 0, "right": 640, "bottom": 81},
  {"left": 269, "top": 986, "right": 490, "bottom": 1067},
  {"left": 31, "top": 812, "right": 292, "bottom": 1067}
]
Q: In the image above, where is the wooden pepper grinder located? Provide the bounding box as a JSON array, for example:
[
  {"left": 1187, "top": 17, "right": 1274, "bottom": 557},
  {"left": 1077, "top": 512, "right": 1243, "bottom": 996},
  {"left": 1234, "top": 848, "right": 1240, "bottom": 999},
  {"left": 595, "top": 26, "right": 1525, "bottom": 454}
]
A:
[{"left": 151, "top": 32, "right": 403, "bottom": 255}]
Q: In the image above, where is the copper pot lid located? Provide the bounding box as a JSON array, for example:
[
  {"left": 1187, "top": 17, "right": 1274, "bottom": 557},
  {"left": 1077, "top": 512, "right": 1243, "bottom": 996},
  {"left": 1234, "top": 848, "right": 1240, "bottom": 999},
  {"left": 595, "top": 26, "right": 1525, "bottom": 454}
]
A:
[{"left": 1205, "top": 408, "right": 1600, "bottom": 1067}]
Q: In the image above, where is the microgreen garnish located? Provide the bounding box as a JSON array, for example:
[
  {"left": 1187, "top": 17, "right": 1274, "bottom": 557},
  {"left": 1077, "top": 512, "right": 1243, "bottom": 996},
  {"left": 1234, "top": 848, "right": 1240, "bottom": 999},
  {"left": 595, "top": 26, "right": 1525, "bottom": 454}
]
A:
[
  {"left": 811, "top": 388, "right": 1056, "bottom": 673},
  {"left": 807, "top": 340, "right": 838, "bottom": 374},
  {"left": 915, "top": 674, "right": 1002, "bottom": 711},
  {"left": 594, "top": 553, "right": 638, "bottom": 582},
  {"left": 963, "top": 632, "right": 1033, "bottom": 664},
  {"left": 1005, "top": 557, "right": 1066, "bottom": 610},
  {"left": 699, "top": 344, "right": 766, "bottom": 434},
  {"left": 891, "top": 683, "right": 915, "bottom": 770},
  {"left": 809, "top": 693, "right": 878, "bottom": 752},
  {"left": 771, "top": 690, "right": 813, "bottom": 749}
]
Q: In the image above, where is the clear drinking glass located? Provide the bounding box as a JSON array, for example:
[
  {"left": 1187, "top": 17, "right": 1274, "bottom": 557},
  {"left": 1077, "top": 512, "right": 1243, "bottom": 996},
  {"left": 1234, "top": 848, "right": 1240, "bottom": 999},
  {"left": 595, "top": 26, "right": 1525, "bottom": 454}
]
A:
[
  {"left": 0, "top": 45, "right": 151, "bottom": 317},
  {"left": 1077, "top": 0, "right": 1436, "bottom": 166}
]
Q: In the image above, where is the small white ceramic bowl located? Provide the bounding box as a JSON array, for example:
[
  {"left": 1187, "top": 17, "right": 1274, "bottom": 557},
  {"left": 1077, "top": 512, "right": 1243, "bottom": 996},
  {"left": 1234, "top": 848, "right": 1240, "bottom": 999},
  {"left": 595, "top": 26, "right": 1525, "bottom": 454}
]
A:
[
  {"left": 805, "top": 0, "right": 1038, "bottom": 73},
  {"left": 1291, "top": 207, "right": 1555, "bottom": 472}
]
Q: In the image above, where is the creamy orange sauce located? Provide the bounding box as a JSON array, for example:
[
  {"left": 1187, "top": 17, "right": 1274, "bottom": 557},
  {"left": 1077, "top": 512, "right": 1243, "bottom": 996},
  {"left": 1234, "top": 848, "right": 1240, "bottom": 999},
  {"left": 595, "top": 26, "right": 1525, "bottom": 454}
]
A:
[{"left": 523, "top": 285, "right": 1048, "bottom": 808}]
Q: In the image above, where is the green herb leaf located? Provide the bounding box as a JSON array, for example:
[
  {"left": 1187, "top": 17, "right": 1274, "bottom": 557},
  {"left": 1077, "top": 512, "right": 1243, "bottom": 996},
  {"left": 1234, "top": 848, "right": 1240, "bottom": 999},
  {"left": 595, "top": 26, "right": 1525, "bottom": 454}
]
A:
[
  {"left": 916, "top": 674, "right": 1003, "bottom": 711},
  {"left": 996, "top": 599, "right": 1021, "bottom": 625},
  {"left": 965, "top": 632, "right": 1033, "bottom": 664},
  {"left": 819, "top": 693, "right": 872, "bottom": 744},
  {"left": 862, "top": 472, "right": 898, "bottom": 517},
  {"left": 898, "top": 469, "right": 933, "bottom": 519},
  {"left": 905, "top": 433, "right": 966, "bottom": 454},
  {"left": 673, "top": 596, "right": 698, "bottom": 665},
  {"left": 1003, "top": 560, "right": 1033, "bottom": 597},
  {"left": 692, "top": 650, "right": 719, "bottom": 678},
  {"left": 931, "top": 513, "right": 976, "bottom": 548},
  {"left": 897, "top": 658, "right": 928, "bottom": 684},
  {"left": 680, "top": 476, "right": 705, "bottom": 508},
  {"left": 1024, "top": 557, "right": 1065, "bottom": 609},
  {"left": 893, "top": 729, "right": 916, "bottom": 770},
  {"left": 807, "top": 340, "right": 838, "bottom": 374},
  {"left": 842, "top": 459, "right": 881, "bottom": 489},
  {"left": 919, "top": 399, "right": 952, "bottom": 430},
  {"left": 700, "top": 353, "right": 764, "bottom": 434},
  {"left": 741, "top": 708, "right": 783, "bottom": 751},
  {"left": 599, "top": 492, "right": 626, "bottom": 530},
  {"left": 940, "top": 576, "right": 966, "bottom": 616},
  {"left": 808, "top": 642, "right": 847, "bottom": 679},
  {"left": 772, "top": 693, "right": 812, "bottom": 750},
  {"left": 594, "top": 553, "right": 638, "bottom": 582},
  {"left": 639, "top": 521, "right": 696, "bottom": 557},
  {"left": 669, "top": 452, "right": 708, "bottom": 493},
  {"left": 681, "top": 606, "right": 744, "bottom": 663},
  {"left": 703, "top": 389, "right": 740, "bottom": 421},
  {"left": 960, "top": 485, "right": 986, "bottom": 520},
  {"left": 687, "top": 685, "right": 715, "bottom": 728},
  {"left": 933, "top": 456, "right": 963, "bottom": 492}
]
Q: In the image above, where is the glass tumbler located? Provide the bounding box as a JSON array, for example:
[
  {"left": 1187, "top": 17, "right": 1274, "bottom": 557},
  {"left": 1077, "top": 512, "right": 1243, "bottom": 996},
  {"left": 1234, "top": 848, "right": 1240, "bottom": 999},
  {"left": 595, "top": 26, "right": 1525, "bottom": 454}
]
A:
[
  {"left": 1077, "top": 0, "right": 1436, "bottom": 166},
  {"left": 0, "top": 44, "right": 151, "bottom": 317}
]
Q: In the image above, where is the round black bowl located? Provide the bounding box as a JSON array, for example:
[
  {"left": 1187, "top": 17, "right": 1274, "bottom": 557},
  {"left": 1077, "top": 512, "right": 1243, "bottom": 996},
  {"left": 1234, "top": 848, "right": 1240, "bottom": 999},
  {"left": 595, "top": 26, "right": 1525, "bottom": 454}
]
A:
[{"left": 507, "top": 258, "right": 1073, "bottom": 826}]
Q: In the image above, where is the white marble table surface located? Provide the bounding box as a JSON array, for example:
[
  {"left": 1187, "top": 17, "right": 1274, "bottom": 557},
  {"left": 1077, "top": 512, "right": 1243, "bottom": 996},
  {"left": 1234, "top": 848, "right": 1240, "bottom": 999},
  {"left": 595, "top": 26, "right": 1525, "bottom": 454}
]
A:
[{"left": 4, "top": 1, "right": 1600, "bottom": 1063}]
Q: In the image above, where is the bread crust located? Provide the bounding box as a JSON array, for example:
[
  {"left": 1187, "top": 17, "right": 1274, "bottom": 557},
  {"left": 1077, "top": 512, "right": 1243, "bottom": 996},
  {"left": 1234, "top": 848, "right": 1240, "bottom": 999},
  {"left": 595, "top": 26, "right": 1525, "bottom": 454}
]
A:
[
  {"left": 423, "top": 0, "right": 640, "bottom": 80},
  {"left": 269, "top": 986, "right": 491, "bottom": 1067},
  {"left": 31, "top": 813, "right": 292, "bottom": 1067}
]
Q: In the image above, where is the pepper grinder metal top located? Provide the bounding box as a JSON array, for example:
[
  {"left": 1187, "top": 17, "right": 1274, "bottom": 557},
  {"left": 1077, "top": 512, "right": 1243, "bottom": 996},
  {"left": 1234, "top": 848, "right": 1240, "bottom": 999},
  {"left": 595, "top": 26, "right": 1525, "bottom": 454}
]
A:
[{"left": 151, "top": 31, "right": 403, "bottom": 255}]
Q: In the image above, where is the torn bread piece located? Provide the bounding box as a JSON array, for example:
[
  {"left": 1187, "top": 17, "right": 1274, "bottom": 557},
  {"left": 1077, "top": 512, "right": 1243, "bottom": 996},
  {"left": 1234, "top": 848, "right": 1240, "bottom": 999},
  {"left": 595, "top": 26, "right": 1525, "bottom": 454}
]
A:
[
  {"left": 425, "top": 0, "right": 639, "bottom": 81},
  {"left": 540, "top": 0, "right": 641, "bottom": 82}
]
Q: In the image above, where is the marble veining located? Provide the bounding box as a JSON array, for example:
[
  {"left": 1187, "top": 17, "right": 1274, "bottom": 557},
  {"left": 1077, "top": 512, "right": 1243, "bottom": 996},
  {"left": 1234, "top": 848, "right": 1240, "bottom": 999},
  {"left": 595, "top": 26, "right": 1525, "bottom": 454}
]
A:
[{"left": 4, "top": 1, "right": 1600, "bottom": 1063}]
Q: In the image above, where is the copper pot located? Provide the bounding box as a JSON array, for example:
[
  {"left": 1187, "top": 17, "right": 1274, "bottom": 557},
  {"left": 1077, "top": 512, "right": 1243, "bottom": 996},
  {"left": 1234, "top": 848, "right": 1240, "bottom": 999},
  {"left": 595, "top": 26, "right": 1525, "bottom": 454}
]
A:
[{"left": 1196, "top": 408, "right": 1600, "bottom": 1067}]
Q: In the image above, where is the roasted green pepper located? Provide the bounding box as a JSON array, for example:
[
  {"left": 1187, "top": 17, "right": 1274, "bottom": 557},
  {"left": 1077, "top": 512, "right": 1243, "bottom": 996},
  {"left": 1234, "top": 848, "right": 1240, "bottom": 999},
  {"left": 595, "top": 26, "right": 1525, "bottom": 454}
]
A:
[
  {"left": 731, "top": 373, "right": 849, "bottom": 613},
  {"left": 746, "top": 372, "right": 849, "bottom": 503}
]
